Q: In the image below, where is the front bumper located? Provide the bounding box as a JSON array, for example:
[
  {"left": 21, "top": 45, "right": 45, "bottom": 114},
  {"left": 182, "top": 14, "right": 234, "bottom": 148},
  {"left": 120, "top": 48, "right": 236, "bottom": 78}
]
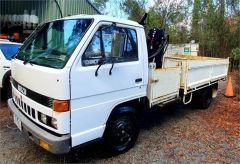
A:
[{"left": 8, "top": 99, "right": 71, "bottom": 154}]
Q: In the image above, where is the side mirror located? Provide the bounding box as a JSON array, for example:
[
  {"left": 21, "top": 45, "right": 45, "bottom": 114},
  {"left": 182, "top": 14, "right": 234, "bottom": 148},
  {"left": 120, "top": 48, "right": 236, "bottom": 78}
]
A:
[{"left": 111, "top": 32, "right": 126, "bottom": 59}]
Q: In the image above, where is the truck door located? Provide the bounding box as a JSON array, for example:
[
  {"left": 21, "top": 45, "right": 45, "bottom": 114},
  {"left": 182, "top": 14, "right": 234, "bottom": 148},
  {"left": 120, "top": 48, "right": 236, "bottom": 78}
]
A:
[{"left": 70, "top": 23, "right": 146, "bottom": 146}]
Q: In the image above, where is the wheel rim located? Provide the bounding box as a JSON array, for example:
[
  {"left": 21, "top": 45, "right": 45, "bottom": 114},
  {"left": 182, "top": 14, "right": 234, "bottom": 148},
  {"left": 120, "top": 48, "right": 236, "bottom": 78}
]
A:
[{"left": 111, "top": 118, "right": 134, "bottom": 149}]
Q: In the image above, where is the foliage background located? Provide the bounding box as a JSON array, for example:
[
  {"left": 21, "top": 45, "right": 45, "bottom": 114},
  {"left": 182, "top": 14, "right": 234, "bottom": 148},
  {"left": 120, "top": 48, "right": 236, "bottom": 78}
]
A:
[{"left": 92, "top": 0, "right": 240, "bottom": 60}]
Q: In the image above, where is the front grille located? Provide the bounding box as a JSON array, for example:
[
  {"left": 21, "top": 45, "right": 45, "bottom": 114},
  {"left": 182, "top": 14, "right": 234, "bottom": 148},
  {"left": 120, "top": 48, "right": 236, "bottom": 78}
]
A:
[
  {"left": 12, "top": 98, "right": 62, "bottom": 137},
  {"left": 12, "top": 79, "right": 53, "bottom": 108},
  {"left": 14, "top": 95, "right": 36, "bottom": 119}
]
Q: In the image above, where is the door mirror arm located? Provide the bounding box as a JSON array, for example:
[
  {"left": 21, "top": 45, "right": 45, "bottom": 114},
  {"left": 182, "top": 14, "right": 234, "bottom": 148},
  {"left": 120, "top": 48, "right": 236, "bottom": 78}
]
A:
[
  {"left": 109, "top": 59, "right": 115, "bottom": 75},
  {"left": 95, "top": 58, "right": 105, "bottom": 77}
]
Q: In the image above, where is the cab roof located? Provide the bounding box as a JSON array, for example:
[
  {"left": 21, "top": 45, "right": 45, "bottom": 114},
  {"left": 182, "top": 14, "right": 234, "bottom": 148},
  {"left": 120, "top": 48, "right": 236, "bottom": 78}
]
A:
[{"left": 54, "top": 15, "right": 144, "bottom": 28}]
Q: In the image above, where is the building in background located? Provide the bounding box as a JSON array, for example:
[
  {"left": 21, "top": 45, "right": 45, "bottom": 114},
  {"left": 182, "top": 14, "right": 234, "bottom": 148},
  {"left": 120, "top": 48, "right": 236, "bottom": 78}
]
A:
[{"left": 0, "top": 0, "right": 101, "bottom": 42}]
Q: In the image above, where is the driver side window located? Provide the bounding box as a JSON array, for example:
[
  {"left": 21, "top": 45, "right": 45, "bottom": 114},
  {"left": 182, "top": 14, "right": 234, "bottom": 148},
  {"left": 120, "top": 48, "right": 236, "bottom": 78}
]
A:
[
  {"left": 82, "top": 31, "right": 102, "bottom": 66},
  {"left": 82, "top": 25, "right": 138, "bottom": 66}
]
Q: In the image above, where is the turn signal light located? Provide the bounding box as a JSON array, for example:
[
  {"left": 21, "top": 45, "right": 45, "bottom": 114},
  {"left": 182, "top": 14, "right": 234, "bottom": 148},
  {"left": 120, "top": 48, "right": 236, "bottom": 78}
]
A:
[
  {"left": 53, "top": 100, "right": 70, "bottom": 112},
  {"left": 39, "top": 139, "right": 49, "bottom": 150}
]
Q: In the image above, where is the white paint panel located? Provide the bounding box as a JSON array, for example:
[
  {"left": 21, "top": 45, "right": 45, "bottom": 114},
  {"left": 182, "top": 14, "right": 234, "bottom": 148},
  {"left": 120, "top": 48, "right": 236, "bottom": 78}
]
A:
[
  {"left": 11, "top": 59, "right": 70, "bottom": 100},
  {"left": 187, "top": 66, "right": 212, "bottom": 87},
  {"left": 71, "top": 125, "right": 105, "bottom": 147},
  {"left": 152, "top": 68, "right": 181, "bottom": 99},
  {"left": 70, "top": 87, "right": 146, "bottom": 146},
  {"left": 147, "top": 65, "right": 181, "bottom": 106},
  {"left": 163, "top": 56, "right": 229, "bottom": 92}
]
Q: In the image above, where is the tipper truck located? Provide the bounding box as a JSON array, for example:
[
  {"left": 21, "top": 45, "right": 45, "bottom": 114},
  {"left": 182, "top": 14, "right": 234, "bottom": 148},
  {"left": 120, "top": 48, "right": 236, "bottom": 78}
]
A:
[{"left": 8, "top": 15, "right": 229, "bottom": 155}]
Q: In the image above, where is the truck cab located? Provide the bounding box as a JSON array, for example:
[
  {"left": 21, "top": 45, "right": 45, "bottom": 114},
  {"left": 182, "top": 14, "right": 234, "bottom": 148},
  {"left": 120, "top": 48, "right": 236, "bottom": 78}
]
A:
[
  {"left": 8, "top": 15, "right": 229, "bottom": 155},
  {"left": 8, "top": 15, "right": 148, "bottom": 154}
]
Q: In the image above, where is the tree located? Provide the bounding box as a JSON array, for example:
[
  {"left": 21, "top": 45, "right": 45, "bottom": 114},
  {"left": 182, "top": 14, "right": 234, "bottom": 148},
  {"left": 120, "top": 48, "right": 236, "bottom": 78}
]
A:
[
  {"left": 216, "top": 0, "right": 228, "bottom": 57},
  {"left": 121, "top": 0, "right": 147, "bottom": 21},
  {"left": 232, "top": 48, "right": 240, "bottom": 60},
  {"left": 191, "top": 0, "right": 201, "bottom": 42},
  {"left": 92, "top": 0, "right": 109, "bottom": 14},
  {"left": 151, "top": 0, "right": 192, "bottom": 43},
  {"left": 153, "top": 0, "right": 192, "bottom": 27},
  {"left": 231, "top": 47, "right": 240, "bottom": 69},
  {"left": 146, "top": 7, "right": 162, "bottom": 31},
  {"left": 200, "top": 0, "right": 218, "bottom": 56},
  {"left": 121, "top": 0, "right": 192, "bottom": 43},
  {"left": 226, "top": 0, "right": 240, "bottom": 14}
]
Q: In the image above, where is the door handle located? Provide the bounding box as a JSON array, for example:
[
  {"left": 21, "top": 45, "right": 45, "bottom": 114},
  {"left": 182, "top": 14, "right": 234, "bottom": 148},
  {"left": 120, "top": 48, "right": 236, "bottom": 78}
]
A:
[{"left": 135, "top": 78, "right": 142, "bottom": 83}]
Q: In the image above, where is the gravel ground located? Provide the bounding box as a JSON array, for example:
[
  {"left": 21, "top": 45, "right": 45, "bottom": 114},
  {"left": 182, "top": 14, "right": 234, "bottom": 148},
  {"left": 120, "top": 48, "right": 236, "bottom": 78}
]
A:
[{"left": 0, "top": 73, "right": 239, "bottom": 163}]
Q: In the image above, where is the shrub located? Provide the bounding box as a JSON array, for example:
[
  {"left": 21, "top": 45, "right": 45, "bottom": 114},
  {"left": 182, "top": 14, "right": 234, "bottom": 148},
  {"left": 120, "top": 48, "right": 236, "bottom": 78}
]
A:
[{"left": 231, "top": 48, "right": 240, "bottom": 61}]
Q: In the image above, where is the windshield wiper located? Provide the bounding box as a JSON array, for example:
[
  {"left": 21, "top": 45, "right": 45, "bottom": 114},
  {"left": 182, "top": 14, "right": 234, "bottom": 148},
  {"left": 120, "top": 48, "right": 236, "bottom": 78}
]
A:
[
  {"left": 23, "top": 50, "right": 48, "bottom": 65},
  {"left": 23, "top": 57, "right": 34, "bottom": 65},
  {"left": 23, "top": 54, "right": 43, "bottom": 65}
]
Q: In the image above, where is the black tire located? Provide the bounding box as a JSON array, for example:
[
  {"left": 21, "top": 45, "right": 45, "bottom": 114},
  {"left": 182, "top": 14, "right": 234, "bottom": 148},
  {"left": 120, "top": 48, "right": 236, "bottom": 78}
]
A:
[
  {"left": 2, "top": 73, "right": 12, "bottom": 99},
  {"left": 103, "top": 113, "right": 139, "bottom": 155},
  {"left": 6, "top": 82, "right": 12, "bottom": 99},
  {"left": 193, "top": 88, "right": 212, "bottom": 109},
  {"left": 2, "top": 81, "right": 12, "bottom": 100}
]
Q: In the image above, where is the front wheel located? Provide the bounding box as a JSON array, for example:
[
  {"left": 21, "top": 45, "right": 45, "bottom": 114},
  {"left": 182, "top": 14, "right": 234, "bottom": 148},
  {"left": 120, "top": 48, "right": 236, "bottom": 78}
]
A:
[
  {"left": 104, "top": 113, "right": 139, "bottom": 155},
  {"left": 6, "top": 83, "right": 12, "bottom": 99}
]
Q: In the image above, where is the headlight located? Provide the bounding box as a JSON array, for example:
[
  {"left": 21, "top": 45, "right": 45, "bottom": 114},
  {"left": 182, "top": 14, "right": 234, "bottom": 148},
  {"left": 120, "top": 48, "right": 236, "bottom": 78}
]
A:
[
  {"left": 38, "top": 112, "right": 57, "bottom": 129},
  {"left": 51, "top": 118, "right": 58, "bottom": 129},
  {"left": 40, "top": 113, "right": 47, "bottom": 124}
]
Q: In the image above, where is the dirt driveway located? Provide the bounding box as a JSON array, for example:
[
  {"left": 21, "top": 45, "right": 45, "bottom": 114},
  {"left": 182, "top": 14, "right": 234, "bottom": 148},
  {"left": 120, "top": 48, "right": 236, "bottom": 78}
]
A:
[{"left": 0, "top": 73, "right": 239, "bottom": 163}]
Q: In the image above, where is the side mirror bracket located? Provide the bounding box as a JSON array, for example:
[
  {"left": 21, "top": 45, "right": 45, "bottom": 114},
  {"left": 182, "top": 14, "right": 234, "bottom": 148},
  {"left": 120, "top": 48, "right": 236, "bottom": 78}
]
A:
[{"left": 95, "top": 57, "right": 105, "bottom": 77}]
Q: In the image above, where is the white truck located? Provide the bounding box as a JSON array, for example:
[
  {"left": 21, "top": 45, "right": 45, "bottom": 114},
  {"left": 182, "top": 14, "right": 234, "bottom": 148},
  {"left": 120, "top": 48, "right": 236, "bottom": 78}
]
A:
[
  {"left": 8, "top": 15, "right": 229, "bottom": 155},
  {"left": 0, "top": 39, "right": 22, "bottom": 98}
]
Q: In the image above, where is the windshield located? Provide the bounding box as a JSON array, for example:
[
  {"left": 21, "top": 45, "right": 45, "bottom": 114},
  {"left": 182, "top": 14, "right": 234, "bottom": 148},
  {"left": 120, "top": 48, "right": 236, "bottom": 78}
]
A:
[
  {"left": 16, "top": 19, "right": 92, "bottom": 69},
  {"left": 0, "top": 44, "right": 21, "bottom": 60}
]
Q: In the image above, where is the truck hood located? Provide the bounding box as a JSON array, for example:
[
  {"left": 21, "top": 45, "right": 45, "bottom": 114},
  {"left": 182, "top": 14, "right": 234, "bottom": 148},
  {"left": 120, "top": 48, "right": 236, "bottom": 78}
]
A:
[{"left": 11, "top": 59, "right": 70, "bottom": 100}]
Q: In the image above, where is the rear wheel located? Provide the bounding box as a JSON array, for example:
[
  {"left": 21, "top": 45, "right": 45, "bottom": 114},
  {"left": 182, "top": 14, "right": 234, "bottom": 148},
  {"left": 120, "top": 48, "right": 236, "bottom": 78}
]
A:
[
  {"left": 104, "top": 112, "right": 139, "bottom": 155},
  {"left": 192, "top": 87, "right": 213, "bottom": 109}
]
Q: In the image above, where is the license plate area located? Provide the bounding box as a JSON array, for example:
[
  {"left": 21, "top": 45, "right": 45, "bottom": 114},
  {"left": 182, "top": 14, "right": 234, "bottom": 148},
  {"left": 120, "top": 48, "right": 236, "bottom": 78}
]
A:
[{"left": 13, "top": 114, "right": 22, "bottom": 131}]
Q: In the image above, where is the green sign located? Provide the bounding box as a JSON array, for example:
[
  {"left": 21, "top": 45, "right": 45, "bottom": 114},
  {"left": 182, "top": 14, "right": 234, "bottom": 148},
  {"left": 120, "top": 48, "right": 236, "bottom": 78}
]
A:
[{"left": 184, "top": 47, "right": 190, "bottom": 53}]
